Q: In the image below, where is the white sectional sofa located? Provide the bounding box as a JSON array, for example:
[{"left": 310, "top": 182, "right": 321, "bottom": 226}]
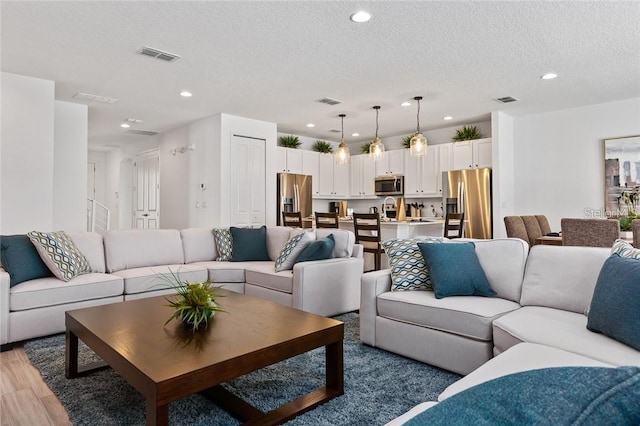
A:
[
  {"left": 1, "top": 226, "right": 363, "bottom": 348},
  {"left": 360, "top": 239, "right": 640, "bottom": 423}
]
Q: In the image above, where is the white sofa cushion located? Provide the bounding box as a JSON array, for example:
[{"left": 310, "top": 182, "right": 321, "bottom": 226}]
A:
[
  {"left": 245, "top": 264, "right": 294, "bottom": 293},
  {"left": 111, "top": 264, "right": 207, "bottom": 295},
  {"left": 181, "top": 228, "right": 217, "bottom": 263},
  {"left": 493, "top": 306, "right": 640, "bottom": 366},
  {"left": 266, "top": 227, "right": 293, "bottom": 260},
  {"left": 520, "top": 245, "right": 609, "bottom": 314},
  {"left": 10, "top": 273, "right": 124, "bottom": 311},
  {"left": 377, "top": 291, "right": 520, "bottom": 341},
  {"left": 384, "top": 402, "right": 438, "bottom": 426},
  {"left": 68, "top": 232, "right": 106, "bottom": 273},
  {"left": 316, "top": 228, "right": 354, "bottom": 258},
  {"left": 104, "top": 229, "right": 185, "bottom": 273}
]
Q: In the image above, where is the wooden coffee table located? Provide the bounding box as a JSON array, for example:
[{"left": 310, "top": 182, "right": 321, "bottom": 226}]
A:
[{"left": 65, "top": 290, "right": 344, "bottom": 425}]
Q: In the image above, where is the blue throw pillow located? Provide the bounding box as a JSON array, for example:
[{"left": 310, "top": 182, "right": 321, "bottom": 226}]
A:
[
  {"left": 404, "top": 366, "right": 640, "bottom": 425},
  {"left": 0, "top": 235, "right": 53, "bottom": 287},
  {"left": 294, "top": 234, "right": 335, "bottom": 264},
  {"left": 587, "top": 254, "right": 640, "bottom": 351},
  {"left": 417, "top": 242, "right": 495, "bottom": 299},
  {"left": 229, "top": 226, "right": 270, "bottom": 262}
]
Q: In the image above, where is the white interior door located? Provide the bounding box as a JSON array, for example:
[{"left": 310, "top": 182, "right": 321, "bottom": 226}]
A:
[
  {"left": 133, "top": 151, "right": 160, "bottom": 229},
  {"left": 230, "top": 135, "right": 266, "bottom": 227}
]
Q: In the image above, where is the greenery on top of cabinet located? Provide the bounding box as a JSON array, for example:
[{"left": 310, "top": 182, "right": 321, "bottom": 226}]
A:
[
  {"left": 401, "top": 135, "right": 413, "bottom": 148},
  {"left": 360, "top": 142, "right": 373, "bottom": 153},
  {"left": 279, "top": 135, "right": 301, "bottom": 148},
  {"left": 312, "top": 140, "right": 333, "bottom": 153},
  {"left": 452, "top": 125, "right": 483, "bottom": 142}
]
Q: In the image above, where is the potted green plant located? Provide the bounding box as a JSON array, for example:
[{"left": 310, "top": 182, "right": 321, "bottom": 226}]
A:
[
  {"left": 361, "top": 142, "right": 373, "bottom": 154},
  {"left": 452, "top": 125, "right": 483, "bottom": 142},
  {"left": 279, "top": 135, "right": 301, "bottom": 149},
  {"left": 161, "top": 270, "right": 225, "bottom": 331},
  {"left": 617, "top": 190, "right": 639, "bottom": 236},
  {"left": 312, "top": 140, "right": 333, "bottom": 153}
]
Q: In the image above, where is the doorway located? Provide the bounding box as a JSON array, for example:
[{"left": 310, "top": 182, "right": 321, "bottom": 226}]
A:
[
  {"left": 230, "top": 135, "right": 266, "bottom": 227},
  {"left": 133, "top": 150, "right": 160, "bottom": 229}
]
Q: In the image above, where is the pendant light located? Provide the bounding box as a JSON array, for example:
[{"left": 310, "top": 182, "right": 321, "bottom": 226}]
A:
[
  {"left": 369, "top": 105, "right": 386, "bottom": 161},
  {"left": 334, "top": 114, "right": 350, "bottom": 164},
  {"left": 409, "top": 96, "right": 427, "bottom": 157}
]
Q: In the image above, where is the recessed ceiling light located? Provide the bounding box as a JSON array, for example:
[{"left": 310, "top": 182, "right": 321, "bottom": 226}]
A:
[
  {"left": 120, "top": 123, "right": 130, "bottom": 128},
  {"left": 306, "top": 123, "right": 315, "bottom": 128},
  {"left": 444, "top": 116, "right": 453, "bottom": 121},
  {"left": 351, "top": 133, "right": 359, "bottom": 137},
  {"left": 180, "top": 91, "right": 193, "bottom": 97},
  {"left": 400, "top": 101, "right": 411, "bottom": 107},
  {"left": 541, "top": 73, "right": 558, "bottom": 80},
  {"left": 350, "top": 11, "right": 371, "bottom": 23}
]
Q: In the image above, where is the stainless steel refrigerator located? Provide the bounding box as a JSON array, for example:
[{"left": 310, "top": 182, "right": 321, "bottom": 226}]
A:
[
  {"left": 277, "top": 173, "right": 312, "bottom": 226},
  {"left": 443, "top": 168, "right": 492, "bottom": 239}
]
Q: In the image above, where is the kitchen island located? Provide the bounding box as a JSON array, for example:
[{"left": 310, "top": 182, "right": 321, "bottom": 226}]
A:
[{"left": 338, "top": 217, "right": 445, "bottom": 240}]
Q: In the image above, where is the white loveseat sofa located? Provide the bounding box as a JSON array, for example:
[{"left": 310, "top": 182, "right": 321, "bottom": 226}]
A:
[
  {"left": 360, "top": 239, "right": 640, "bottom": 423},
  {"left": 1, "top": 226, "right": 363, "bottom": 348}
]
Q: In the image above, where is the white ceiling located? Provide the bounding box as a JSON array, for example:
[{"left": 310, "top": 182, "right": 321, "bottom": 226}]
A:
[{"left": 2, "top": 1, "right": 639, "bottom": 152}]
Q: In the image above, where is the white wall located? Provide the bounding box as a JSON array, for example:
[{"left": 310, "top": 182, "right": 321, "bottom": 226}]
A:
[
  {"left": 53, "top": 101, "right": 88, "bottom": 231},
  {"left": 1, "top": 72, "right": 55, "bottom": 233},
  {"left": 87, "top": 151, "right": 107, "bottom": 204},
  {"left": 158, "top": 126, "right": 191, "bottom": 229},
  {"left": 491, "top": 111, "right": 515, "bottom": 238},
  {"left": 509, "top": 97, "right": 640, "bottom": 232}
]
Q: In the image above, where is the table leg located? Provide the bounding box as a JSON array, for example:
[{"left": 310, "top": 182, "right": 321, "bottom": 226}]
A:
[
  {"left": 65, "top": 329, "right": 78, "bottom": 379},
  {"left": 326, "top": 340, "right": 344, "bottom": 394},
  {"left": 146, "top": 399, "right": 168, "bottom": 426}
]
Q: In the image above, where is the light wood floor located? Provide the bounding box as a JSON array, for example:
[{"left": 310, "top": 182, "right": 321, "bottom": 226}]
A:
[{"left": 0, "top": 344, "right": 71, "bottom": 426}]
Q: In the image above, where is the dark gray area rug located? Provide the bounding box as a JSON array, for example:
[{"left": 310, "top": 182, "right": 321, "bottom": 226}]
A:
[{"left": 23, "top": 313, "right": 460, "bottom": 425}]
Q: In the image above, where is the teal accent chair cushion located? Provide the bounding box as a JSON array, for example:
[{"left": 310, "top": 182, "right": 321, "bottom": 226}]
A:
[
  {"left": 1, "top": 234, "right": 53, "bottom": 287},
  {"left": 295, "top": 234, "right": 335, "bottom": 264},
  {"left": 417, "top": 241, "right": 495, "bottom": 299},
  {"left": 229, "top": 226, "right": 270, "bottom": 262}
]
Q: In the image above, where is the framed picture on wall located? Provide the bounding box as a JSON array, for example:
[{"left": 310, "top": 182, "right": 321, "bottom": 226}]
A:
[{"left": 604, "top": 135, "right": 640, "bottom": 217}]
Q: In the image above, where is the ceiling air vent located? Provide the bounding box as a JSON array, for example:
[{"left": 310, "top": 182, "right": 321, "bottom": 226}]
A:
[
  {"left": 494, "top": 96, "right": 519, "bottom": 104},
  {"left": 328, "top": 129, "right": 341, "bottom": 133},
  {"left": 72, "top": 92, "right": 119, "bottom": 104},
  {"left": 316, "top": 97, "right": 342, "bottom": 106},
  {"left": 137, "top": 46, "right": 181, "bottom": 62},
  {"left": 126, "top": 129, "right": 159, "bottom": 136}
]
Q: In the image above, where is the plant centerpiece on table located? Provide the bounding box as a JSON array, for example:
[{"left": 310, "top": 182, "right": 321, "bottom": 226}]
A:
[
  {"left": 617, "top": 188, "right": 639, "bottom": 232},
  {"left": 279, "top": 134, "right": 301, "bottom": 149},
  {"left": 452, "top": 125, "right": 483, "bottom": 142},
  {"left": 161, "top": 270, "right": 224, "bottom": 331},
  {"left": 360, "top": 141, "right": 373, "bottom": 154},
  {"left": 312, "top": 140, "right": 333, "bottom": 153}
]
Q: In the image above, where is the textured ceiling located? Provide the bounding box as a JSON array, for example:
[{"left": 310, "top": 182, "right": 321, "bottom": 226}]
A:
[{"left": 2, "top": 1, "right": 639, "bottom": 151}]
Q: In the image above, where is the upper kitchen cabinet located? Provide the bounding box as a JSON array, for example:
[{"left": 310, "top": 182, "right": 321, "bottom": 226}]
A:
[
  {"left": 276, "top": 147, "right": 303, "bottom": 174},
  {"left": 451, "top": 138, "right": 492, "bottom": 170},
  {"left": 302, "top": 150, "right": 320, "bottom": 197},
  {"left": 318, "top": 153, "right": 349, "bottom": 198},
  {"left": 350, "top": 154, "right": 376, "bottom": 198},
  {"left": 375, "top": 149, "right": 404, "bottom": 176},
  {"left": 404, "top": 143, "right": 452, "bottom": 198}
]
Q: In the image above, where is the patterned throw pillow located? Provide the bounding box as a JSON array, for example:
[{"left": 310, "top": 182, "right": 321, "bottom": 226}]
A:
[
  {"left": 274, "top": 231, "right": 314, "bottom": 272},
  {"left": 381, "top": 237, "right": 447, "bottom": 291},
  {"left": 27, "top": 231, "right": 91, "bottom": 282},
  {"left": 213, "top": 228, "right": 233, "bottom": 261},
  {"left": 611, "top": 238, "right": 640, "bottom": 259}
]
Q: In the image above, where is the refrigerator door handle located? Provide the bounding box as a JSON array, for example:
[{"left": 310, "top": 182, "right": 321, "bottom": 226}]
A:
[{"left": 293, "top": 184, "right": 300, "bottom": 212}]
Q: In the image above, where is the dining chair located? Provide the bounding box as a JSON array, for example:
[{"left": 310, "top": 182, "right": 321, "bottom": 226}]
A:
[
  {"left": 560, "top": 218, "right": 620, "bottom": 247},
  {"left": 504, "top": 216, "right": 529, "bottom": 243},
  {"left": 633, "top": 219, "right": 640, "bottom": 248},
  {"left": 444, "top": 212, "right": 465, "bottom": 239},
  {"left": 521, "top": 216, "right": 543, "bottom": 246},
  {"left": 315, "top": 211, "right": 339, "bottom": 229},
  {"left": 353, "top": 213, "right": 382, "bottom": 271},
  {"left": 535, "top": 215, "right": 552, "bottom": 236},
  {"left": 281, "top": 211, "right": 302, "bottom": 228}
]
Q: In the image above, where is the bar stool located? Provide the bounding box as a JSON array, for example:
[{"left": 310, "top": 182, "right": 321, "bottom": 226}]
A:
[
  {"left": 315, "top": 212, "right": 339, "bottom": 229},
  {"left": 353, "top": 213, "right": 382, "bottom": 271},
  {"left": 282, "top": 211, "right": 302, "bottom": 228},
  {"left": 444, "top": 212, "right": 465, "bottom": 239}
]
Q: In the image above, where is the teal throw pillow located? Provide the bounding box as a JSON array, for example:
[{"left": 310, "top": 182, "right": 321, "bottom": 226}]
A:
[
  {"left": 295, "top": 234, "right": 335, "bottom": 264},
  {"left": 1, "top": 235, "right": 53, "bottom": 287},
  {"left": 229, "top": 226, "right": 270, "bottom": 262},
  {"left": 404, "top": 366, "right": 640, "bottom": 425},
  {"left": 587, "top": 254, "right": 640, "bottom": 351},
  {"left": 418, "top": 242, "right": 495, "bottom": 299}
]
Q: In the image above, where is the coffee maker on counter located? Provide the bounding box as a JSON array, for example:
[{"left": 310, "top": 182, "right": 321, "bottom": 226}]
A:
[{"left": 329, "top": 201, "right": 348, "bottom": 217}]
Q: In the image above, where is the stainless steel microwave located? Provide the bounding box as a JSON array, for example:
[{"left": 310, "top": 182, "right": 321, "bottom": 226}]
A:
[{"left": 375, "top": 175, "right": 404, "bottom": 196}]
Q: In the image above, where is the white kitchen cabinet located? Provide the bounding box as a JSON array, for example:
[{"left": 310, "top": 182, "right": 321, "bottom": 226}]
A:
[
  {"left": 318, "top": 153, "right": 349, "bottom": 198},
  {"left": 302, "top": 150, "right": 320, "bottom": 197},
  {"left": 276, "top": 147, "right": 303, "bottom": 174},
  {"left": 349, "top": 154, "right": 376, "bottom": 198},
  {"left": 374, "top": 149, "right": 404, "bottom": 176},
  {"left": 404, "top": 144, "right": 448, "bottom": 198},
  {"left": 451, "top": 138, "right": 492, "bottom": 170}
]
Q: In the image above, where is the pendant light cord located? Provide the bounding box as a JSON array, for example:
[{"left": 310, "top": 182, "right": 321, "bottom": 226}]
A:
[
  {"left": 416, "top": 98, "right": 421, "bottom": 134},
  {"left": 374, "top": 107, "right": 380, "bottom": 138}
]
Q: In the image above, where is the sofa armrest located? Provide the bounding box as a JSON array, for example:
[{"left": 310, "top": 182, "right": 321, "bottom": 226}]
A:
[
  {"left": 360, "top": 269, "right": 392, "bottom": 346},
  {"left": 1, "top": 271, "right": 10, "bottom": 345},
  {"left": 352, "top": 243, "right": 364, "bottom": 259},
  {"left": 292, "top": 256, "right": 364, "bottom": 317}
]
